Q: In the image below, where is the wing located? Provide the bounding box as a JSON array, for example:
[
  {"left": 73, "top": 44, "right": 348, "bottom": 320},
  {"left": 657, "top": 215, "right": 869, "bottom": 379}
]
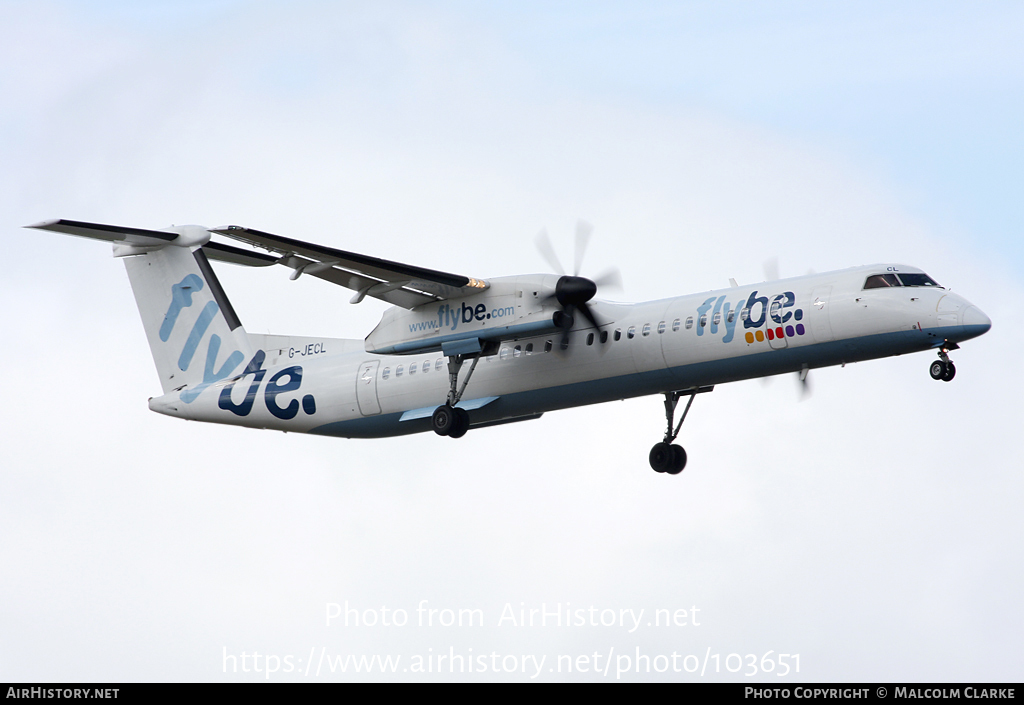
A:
[{"left": 209, "top": 225, "right": 489, "bottom": 309}]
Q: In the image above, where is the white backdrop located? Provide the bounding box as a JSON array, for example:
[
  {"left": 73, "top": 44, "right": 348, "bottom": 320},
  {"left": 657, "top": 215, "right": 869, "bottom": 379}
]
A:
[{"left": 2, "top": 1, "right": 1021, "bottom": 682}]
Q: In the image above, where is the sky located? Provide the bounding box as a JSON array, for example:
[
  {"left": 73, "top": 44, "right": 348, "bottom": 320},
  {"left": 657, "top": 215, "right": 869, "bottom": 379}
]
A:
[{"left": 1, "top": 0, "right": 1022, "bottom": 682}]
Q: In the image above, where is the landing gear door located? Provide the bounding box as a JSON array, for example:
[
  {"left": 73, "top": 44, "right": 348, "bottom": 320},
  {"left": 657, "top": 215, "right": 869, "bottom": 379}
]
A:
[
  {"left": 356, "top": 360, "right": 382, "bottom": 416},
  {"left": 809, "top": 286, "right": 834, "bottom": 342}
]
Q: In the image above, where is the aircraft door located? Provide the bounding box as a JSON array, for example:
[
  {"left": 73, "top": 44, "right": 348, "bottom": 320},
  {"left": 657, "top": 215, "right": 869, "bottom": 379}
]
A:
[
  {"left": 356, "top": 360, "right": 382, "bottom": 416},
  {"left": 766, "top": 296, "right": 789, "bottom": 350},
  {"left": 809, "top": 286, "right": 834, "bottom": 342}
]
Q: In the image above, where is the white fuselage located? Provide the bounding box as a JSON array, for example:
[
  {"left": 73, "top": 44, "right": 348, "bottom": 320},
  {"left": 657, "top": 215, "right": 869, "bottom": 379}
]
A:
[{"left": 148, "top": 264, "right": 990, "bottom": 438}]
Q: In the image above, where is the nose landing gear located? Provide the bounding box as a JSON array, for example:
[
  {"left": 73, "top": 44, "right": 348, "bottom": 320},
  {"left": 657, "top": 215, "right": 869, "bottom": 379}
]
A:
[
  {"left": 929, "top": 343, "right": 958, "bottom": 382},
  {"left": 650, "top": 386, "right": 713, "bottom": 475}
]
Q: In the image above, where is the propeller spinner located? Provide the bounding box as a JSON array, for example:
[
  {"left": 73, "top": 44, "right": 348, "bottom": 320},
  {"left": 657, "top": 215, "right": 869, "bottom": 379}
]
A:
[{"left": 535, "top": 221, "right": 621, "bottom": 348}]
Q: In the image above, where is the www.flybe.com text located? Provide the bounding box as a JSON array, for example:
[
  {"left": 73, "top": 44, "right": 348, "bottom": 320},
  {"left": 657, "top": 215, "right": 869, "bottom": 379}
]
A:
[{"left": 409, "top": 302, "right": 516, "bottom": 333}]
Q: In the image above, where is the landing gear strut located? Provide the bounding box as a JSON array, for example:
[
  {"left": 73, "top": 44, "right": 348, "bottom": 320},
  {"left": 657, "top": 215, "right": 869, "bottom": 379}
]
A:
[
  {"left": 650, "top": 386, "right": 713, "bottom": 475},
  {"left": 929, "top": 343, "right": 957, "bottom": 382},
  {"left": 432, "top": 355, "right": 480, "bottom": 438}
]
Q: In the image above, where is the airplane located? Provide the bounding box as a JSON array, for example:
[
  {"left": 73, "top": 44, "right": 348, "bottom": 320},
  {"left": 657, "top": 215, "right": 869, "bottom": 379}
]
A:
[{"left": 28, "top": 218, "right": 992, "bottom": 475}]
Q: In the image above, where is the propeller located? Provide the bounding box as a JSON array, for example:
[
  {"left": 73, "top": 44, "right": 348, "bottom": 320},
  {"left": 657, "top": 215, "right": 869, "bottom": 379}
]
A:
[
  {"left": 761, "top": 257, "right": 814, "bottom": 400},
  {"left": 534, "top": 221, "right": 622, "bottom": 349},
  {"left": 798, "top": 364, "right": 812, "bottom": 401}
]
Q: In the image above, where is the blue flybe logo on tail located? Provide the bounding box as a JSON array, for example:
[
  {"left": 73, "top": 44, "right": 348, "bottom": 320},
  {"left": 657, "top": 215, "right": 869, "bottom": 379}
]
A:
[
  {"left": 161, "top": 274, "right": 244, "bottom": 403},
  {"left": 161, "top": 275, "right": 316, "bottom": 416}
]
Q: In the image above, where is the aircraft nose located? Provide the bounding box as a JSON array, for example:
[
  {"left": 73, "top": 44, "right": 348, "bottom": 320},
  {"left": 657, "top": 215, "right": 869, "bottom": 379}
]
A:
[{"left": 962, "top": 305, "right": 992, "bottom": 335}]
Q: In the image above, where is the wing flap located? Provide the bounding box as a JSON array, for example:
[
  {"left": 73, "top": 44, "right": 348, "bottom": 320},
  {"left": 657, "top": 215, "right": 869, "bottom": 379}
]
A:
[
  {"left": 298, "top": 261, "right": 437, "bottom": 308},
  {"left": 202, "top": 241, "right": 278, "bottom": 267}
]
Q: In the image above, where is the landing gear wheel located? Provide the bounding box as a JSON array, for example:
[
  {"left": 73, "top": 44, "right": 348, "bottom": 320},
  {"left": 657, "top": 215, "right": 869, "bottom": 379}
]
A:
[
  {"left": 929, "top": 360, "right": 947, "bottom": 381},
  {"left": 942, "top": 361, "right": 956, "bottom": 382},
  {"left": 649, "top": 442, "right": 672, "bottom": 473},
  {"left": 652, "top": 388, "right": 707, "bottom": 475},
  {"left": 448, "top": 408, "right": 470, "bottom": 438},
  {"left": 666, "top": 444, "right": 687, "bottom": 475},
  {"left": 431, "top": 405, "right": 456, "bottom": 436}
]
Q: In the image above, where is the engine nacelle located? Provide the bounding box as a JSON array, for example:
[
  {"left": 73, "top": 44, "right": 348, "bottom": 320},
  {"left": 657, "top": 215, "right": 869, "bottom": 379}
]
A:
[{"left": 365, "top": 274, "right": 564, "bottom": 355}]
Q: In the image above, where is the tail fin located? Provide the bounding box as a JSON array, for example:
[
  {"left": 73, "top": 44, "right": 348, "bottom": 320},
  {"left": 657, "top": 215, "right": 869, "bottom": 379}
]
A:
[
  {"left": 29, "top": 219, "right": 256, "bottom": 402},
  {"left": 123, "top": 243, "right": 252, "bottom": 400}
]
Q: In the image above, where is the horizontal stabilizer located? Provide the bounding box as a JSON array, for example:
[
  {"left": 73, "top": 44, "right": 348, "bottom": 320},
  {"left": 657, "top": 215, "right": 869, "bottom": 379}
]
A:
[{"left": 27, "top": 218, "right": 178, "bottom": 246}]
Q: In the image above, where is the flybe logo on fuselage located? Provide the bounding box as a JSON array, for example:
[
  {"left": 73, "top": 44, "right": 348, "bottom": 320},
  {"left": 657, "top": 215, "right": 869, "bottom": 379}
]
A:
[
  {"left": 695, "top": 290, "right": 807, "bottom": 343},
  {"left": 408, "top": 301, "right": 516, "bottom": 333}
]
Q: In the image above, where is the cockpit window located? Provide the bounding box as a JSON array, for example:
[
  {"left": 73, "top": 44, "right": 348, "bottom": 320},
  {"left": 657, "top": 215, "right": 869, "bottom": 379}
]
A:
[
  {"left": 864, "top": 274, "right": 901, "bottom": 289},
  {"left": 897, "top": 273, "right": 940, "bottom": 287}
]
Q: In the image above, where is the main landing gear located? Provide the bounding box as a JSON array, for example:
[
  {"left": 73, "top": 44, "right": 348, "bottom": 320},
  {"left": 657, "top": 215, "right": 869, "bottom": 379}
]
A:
[
  {"left": 650, "top": 386, "right": 713, "bottom": 475},
  {"left": 929, "top": 343, "right": 958, "bottom": 382},
  {"left": 432, "top": 354, "right": 481, "bottom": 439}
]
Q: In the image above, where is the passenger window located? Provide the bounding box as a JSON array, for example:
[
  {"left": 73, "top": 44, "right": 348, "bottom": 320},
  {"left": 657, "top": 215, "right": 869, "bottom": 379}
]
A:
[
  {"left": 864, "top": 274, "right": 901, "bottom": 289},
  {"left": 382, "top": 367, "right": 390, "bottom": 380},
  {"left": 525, "top": 343, "right": 534, "bottom": 354},
  {"left": 685, "top": 317, "right": 693, "bottom": 329},
  {"left": 422, "top": 360, "right": 430, "bottom": 373},
  {"left": 657, "top": 321, "right": 666, "bottom": 334},
  {"left": 740, "top": 308, "right": 750, "bottom": 322},
  {"left": 436, "top": 358, "right": 444, "bottom": 371},
  {"left": 513, "top": 345, "right": 522, "bottom": 358},
  {"left": 627, "top": 326, "right": 636, "bottom": 339},
  {"left": 642, "top": 323, "right": 651, "bottom": 337},
  {"left": 672, "top": 318, "right": 680, "bottom": 332},
  {"left": 586, "top": 333, "right": 594, "bottom": 345},
  {"left": 396, "top": 365, "right": 404, "bottom": 377},
  {"left": 699, "top": 315, "right": 707, "bottom": 327},
  {"left": 600, "top": 330, "right": 608, "bottom": 344},
  {"left": 712, "top": 312, "right": 721, "bottom": 325},
  {"left": 614, "top": 329, "right": 622, "bottom": 341},
  {"left": 409, "top": 362, "right": 417, "bottom": 375},
  {"left": 545, "top": 340, "right": 553, "bottom": 353},
  {"left": 727, "top": 310, "right": 735, "bottom": 323},
  {"left": 500, "top": 348, "right": 510, "bottom": 360}
]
